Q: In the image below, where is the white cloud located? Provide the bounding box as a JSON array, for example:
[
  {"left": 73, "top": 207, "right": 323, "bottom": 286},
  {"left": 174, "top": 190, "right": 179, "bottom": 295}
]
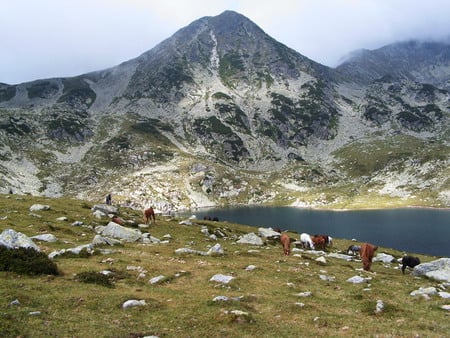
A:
[{"left": 1, "top": 0, "right": 449, "bottom": 84}]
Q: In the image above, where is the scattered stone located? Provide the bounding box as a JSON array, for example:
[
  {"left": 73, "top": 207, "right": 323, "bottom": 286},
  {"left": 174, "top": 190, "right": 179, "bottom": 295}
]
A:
[
  {"left": 438, "top": 292, "right": 450, "bottom": 299},
  {"left": 0, "top": 229, "right": 40, "bottom": 251},
  {"left": 149, "top": 275, "right": 166, "bottom": 284},
  {"left": 122, "top": 299, "right": 146, "bottom": 309},
  {"left": 56, "top": 216, "right": 68, "bottom": 221},
  {"left": 31, "top": 234, "right": 57, "bottom": 242},
  {"left": 93, "top": 210, "right": 107, "bottom": 219},
  {"left": 375, "top": 299, "right": 384, "bottom": 313},
  {"left": 315, "top": 256, "right": 327, "bottom": 264},
  {"left": 179, "top": 220, "right": 192, "bottom": 225},
  {"left": 207, "top": 243, "right": 224, "bottom": 256},
  {"left": 95, "top": 222, "right": 142, "bottom": 242},
  {"left": 295, "top": 291, "right": 312, "bottom": 297},
  {"left": 373, "top": 253, "right": 395, "bottom": 263},
  {"left": 29, "top": 311, "right": 41, "bottom": 316},
  {"left": 441, "top": 305, "right": 450, "bottom": 311},
  {"left": 245, "top": 265, "right": 257, "bottom": 271},
  {"left": 327, "top": 252, "right": 354, "bottom": 261},
  {"left": 236, "top": 233, "right": 263, "bottom": 246},
  {"left": 9, "top": 299, "right": 20, "bottom": 307},
  {"left": 258, "top": 227, "right": 281, "bottom": 238},
  {"left": 210, "top": 274, "right": 234, "bottom": 284},
  {"left": 410, "top": 287, "right": 438, "bottom": 297},
  {"left": 71, "top": 221, "right": 83, "bottom": 226},
  {"left": 347, "top": 275, "right": 371, "bottom": 284},
  {"left": 175, "top": 248, "right": 207, "bottom": 256},
  {"left": 92, "top": 204, "right": 118, "bottom": 215},
  {"left": 413, "top": 258, "right": 450, "bottom": 282},
  {"left": 29, "top": 204, "right": 50, "bottom": 212},
  {"left": 295, "top": 302, "right": 305, "bottom": 307},
  {"left": 212, "top": 295, "right": 243, "bottom": 302},
  {"left": 319, "top": 274, "right": 335, "bottom": 282},
  {"left": 92, "top": 235, "right": 121, "bottom": 246}
]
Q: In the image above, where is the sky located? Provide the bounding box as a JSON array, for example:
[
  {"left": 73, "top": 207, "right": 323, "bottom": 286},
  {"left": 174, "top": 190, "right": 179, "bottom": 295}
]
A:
[{"left": 2, "top": 0, "right": 450, "bottom": 85}]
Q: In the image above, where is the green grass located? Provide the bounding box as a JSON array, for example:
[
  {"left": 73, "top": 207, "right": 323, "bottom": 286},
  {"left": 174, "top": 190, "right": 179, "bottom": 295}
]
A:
[{"left": 0, "top": 194, "right": 448, "bottom": 337}]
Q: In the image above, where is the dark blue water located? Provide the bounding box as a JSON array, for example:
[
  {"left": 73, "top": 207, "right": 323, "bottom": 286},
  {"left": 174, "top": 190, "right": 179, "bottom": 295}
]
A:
[{"left": 180, "top": 207, "right": 450, "bottom": 257}]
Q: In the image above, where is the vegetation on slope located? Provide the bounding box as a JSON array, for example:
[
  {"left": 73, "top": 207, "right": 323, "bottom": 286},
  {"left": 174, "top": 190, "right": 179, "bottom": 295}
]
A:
[{"left": 0, "top": 194, "right": 448, "bottom": 337}]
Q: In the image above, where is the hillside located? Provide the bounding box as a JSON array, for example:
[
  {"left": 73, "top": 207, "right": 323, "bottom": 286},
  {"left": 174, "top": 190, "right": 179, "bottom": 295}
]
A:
[
  {"left": 0, "top": 194, "right": 449, "bottom": 337},
  {"left": 0, "top": 11, "right": 449, "bottom": 211}
]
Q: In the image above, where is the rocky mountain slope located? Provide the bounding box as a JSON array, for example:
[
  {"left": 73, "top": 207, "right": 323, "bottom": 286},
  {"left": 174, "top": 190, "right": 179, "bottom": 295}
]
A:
[{"left": 0, "top": 11, "right": 449, "bottom": 211}]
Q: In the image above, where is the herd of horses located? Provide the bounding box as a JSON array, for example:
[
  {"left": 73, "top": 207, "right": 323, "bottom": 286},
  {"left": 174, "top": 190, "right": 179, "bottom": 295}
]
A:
[
  {"left": 279, "top": 231, "right": 420, "bottom": 273},
  {"left": 111, "top": 204, "right": 420, "bottom": 274}
]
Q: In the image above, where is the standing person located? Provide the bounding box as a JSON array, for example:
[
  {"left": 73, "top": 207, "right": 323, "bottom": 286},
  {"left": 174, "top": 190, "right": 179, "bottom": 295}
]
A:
[
  {"left": 105, "top": 193, "right": 112, "bottom": 205},
  {"left": 360, "top": 243, "right": 378, "bottom": 271}
]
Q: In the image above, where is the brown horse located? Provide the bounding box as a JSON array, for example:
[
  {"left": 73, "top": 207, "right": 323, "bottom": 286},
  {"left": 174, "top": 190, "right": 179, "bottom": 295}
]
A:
[
  {"left": 311, "top": 235, "right": 326, "bottom": 251},
  {"left": 360, "top": 243, "right": 378, "bottom": 271},
  {"left": 280, "top": 233, "right": 292, "bottom": 256},
  {"left": 143, "top": 207, "right": 156, "bottom": 224}
]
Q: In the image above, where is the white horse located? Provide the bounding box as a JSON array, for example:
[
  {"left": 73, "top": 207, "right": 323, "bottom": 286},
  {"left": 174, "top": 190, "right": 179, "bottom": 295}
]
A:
[{"left": 300, "top": 233, "right": 315, "bottom": 250}]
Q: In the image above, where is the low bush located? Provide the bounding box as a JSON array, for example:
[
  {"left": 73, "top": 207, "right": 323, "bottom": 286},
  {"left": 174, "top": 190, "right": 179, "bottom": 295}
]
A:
[{"left": 0, "top": 246, "right": 59, "bottom": 275}]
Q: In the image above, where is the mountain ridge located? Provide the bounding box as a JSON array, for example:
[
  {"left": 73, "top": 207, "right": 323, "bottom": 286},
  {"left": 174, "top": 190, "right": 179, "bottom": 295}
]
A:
[{"left": 0, "top": 11, "right": 449, "bottom": 211}]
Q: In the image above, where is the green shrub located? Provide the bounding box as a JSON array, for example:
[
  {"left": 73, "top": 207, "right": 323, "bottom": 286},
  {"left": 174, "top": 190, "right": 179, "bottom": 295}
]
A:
[
  {"left": 0, "top": 246, "right": 59, "bottom": 275},
  {"left": 76, "top": 271, "right": 114, "bottom": 288}
]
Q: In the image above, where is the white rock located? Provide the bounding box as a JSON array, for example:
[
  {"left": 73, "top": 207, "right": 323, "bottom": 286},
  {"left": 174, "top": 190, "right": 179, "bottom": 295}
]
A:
[
  {"left": 0, "top": 229, "right": 40, "bottom": 251},
  {"left": 31, "top": 234, "right": 57, "bottom": 242},
  {"left": 295, "top": 291, "right": 312, "bottom": 297},
  {"left": 149, "top": 275, "right": 166, "bottom": 284},
  {"left": 122, "top": 299, "right": 146, "bottom": 309},
  {"left": 236, "top": 233, "right": 263, "bottom": 246},
  {"left": 316, "top": 256, "right": 327, "bottom": 264},
  {"left": 373, "top": 253, "right": 395, "bottom": 263},
  {"left": 375, "top": 299, "right": 384, "bottom": 313},
  {"left": 347, "top": 275, "right": 370, "bottom": 284},
  {"left": 207, "top": 243, "right": 224, "bottom": 255},
  {"left": 413, "top": 258, "right": 450, "bottom": 282},
  {"left": 245, "top": 265, "right": 257, "bottom": 271},
  {"left": 29, "top": 204, "right": 50, "bottom": 212},
  {"left": 438, "top": 292, "right": 450, "bottom": 299},
  {"left": 209, "top": 274, "right": 234, "bottom": 284},
  {"left": 410, "top": 287, "right": 438, "bottom": 296}
]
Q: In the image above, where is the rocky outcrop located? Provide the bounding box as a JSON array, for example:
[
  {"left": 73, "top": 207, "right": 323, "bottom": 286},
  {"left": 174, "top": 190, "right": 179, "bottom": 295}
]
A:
[
  {"left": 413, "top": 258, "right": 450, "bottom": 282},
  {"left": 0, "top": 229, "right": 40, "bottom": 251}
]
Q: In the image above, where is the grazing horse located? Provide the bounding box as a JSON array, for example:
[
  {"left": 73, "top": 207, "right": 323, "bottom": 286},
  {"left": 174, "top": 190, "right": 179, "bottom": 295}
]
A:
[
  {"left": 347, "top": 244, "right": 361, "bottom": 255},
  {"left": 311, "top": 235, "right": 326, "bottom": 251},
  {"left": 401, "top": 256, "right": 421, "bottom": 274},
  {"left": 360, "top": 243, "right": 378, "bottom": 271},
  {"left": 280, "top": 233, "right": 292, "bottom": 256},
  {"left": 143, "top": 207, "right": 156, "bottom": 224},
  {"left": 300, "top": 233, "right": 315, "bottom": 250}
]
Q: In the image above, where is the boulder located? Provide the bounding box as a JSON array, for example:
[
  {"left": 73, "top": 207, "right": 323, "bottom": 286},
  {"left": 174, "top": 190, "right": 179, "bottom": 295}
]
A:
[
  {"left": 92, "top": 204, "right": 119, "bottom": 215},
  {"left": 29, "top": 204, "right": 50, "bottom": 212},
  {"left": 207, "top": 243, "right": 224, "bottom": 256},
  {"left": 373, "top": 253, "right": 396, "bottom": 263},
  {"left": 0, "top": 229, "right": 40, "bottom": 251},
  {"left": 236, "top": 233, "right": 264, "bottom": 246},
  {"left": 258, "top": 227, "right": 281, "bottom": 238},
  {"left": 413, "top": 258, "right": 450, "bottom": 282},
  {"left": 95, "top": 222, "right": 142, "bottom": 242},
  {"left": 31, "top": 234, "right": 57, "bottom": 242},
  {"left": 210, "top": 274, "right": 234, "bottom": 284}
]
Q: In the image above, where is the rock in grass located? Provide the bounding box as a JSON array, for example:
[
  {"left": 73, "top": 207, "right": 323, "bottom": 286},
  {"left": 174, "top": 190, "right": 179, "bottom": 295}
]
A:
[
  {"left": 29, "top": 204, "right": 50, "bottom": 212},
  {"left": 210, "top": 274, "right": 234, "bottom": 284},
  {"left": 0, "top": 229, "right": 40, "bottom": 251},
  {"left": 122, "top": 299, "right": 146, "bottom": 309}
]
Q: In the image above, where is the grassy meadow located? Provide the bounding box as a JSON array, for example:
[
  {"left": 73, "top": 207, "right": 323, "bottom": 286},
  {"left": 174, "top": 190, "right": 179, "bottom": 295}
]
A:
[{"left": 0, "top": 194, "right": 448, "bottom": 337}]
